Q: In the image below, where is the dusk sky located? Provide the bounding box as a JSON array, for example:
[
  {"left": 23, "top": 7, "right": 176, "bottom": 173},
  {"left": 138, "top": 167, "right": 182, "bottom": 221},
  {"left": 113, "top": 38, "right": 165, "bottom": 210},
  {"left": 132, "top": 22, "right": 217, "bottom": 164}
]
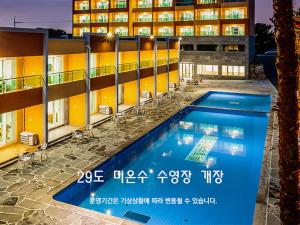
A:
[{"left": 0, "top": 0, "right": 299, "bottom": 33}]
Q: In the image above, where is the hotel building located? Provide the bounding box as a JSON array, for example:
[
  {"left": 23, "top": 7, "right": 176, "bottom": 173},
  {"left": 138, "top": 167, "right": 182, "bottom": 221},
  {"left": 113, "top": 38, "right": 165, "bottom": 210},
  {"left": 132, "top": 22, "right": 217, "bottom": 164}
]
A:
[
  {"left": 72, "top": 0, "right": 255, "bottom": 78},
  {"left": 0, "top": 27, "right": 179, "bottom": 166}
]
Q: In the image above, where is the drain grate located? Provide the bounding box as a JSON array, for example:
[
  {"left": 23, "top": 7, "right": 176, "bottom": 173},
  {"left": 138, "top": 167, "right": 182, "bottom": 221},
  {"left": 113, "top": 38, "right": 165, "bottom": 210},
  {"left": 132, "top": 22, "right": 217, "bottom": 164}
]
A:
[{"left": 123, "top": 211, "right": 151, "bottom": 223}]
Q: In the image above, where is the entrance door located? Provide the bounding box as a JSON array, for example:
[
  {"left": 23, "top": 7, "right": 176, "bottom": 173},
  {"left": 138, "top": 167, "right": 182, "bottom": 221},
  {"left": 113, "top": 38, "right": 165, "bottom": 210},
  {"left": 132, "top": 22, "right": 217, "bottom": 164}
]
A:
[
  {"left": 180, "top": 63, "right": 194, "bottom": 81},
  {"left": 48, "top": 99, "right": 65, "bottom": 129},
  {"left": 118, "top": 84, "right": 124, "bottom": 105},
  {"left": 48, "top": 56, "right": 63, "bottom": 84},
  {"left": 0, "top": 112, "right": 15, "bottom": 146},
  {"left": 0, "top": 59, "right": 15, "bottom": 93},
  {"left": 90, "top": 91, "right": 98, "bottom": 114}
]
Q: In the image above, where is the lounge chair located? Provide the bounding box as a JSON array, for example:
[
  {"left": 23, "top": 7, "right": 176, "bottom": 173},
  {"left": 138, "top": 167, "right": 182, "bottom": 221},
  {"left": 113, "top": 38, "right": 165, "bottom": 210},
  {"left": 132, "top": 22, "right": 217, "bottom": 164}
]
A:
[{"left": 18, "top": 152, "right": 34, "bottom": 169}]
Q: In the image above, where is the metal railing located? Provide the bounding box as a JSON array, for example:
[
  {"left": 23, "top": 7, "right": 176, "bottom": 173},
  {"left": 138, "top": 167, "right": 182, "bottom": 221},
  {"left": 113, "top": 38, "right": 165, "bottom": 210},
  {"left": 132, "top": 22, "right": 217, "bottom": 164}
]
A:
[
  {"left": 0, "top": 75, "right": 43, "bottom": 94},
  {"left": 73, "top": 19, "right": 90, "bottom": 24},
  {"left": 48, "top": 69, "right": 86, "bottom": 85},
  {"left": 140, "top": 60, "right": 154, "bottom": 69},
  {"left": 90, "top": 65, "right": 115, "bottom": 77},
  {"left": 118, "top": 62, "right": 137, "bottom": 73},
  {"left": 157, "top": 59, "right": 168, "bottom": 66},
  {"left": 170, "top": 58, "right": 179, "bottom": 63}
]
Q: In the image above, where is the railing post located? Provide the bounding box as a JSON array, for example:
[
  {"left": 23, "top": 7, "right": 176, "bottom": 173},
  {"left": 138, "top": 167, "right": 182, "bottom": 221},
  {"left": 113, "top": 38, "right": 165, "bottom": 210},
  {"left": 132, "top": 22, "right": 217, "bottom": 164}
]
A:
[
  {"left": 84, "top": 34, "right": 91, "bottom": 127},
  {"left": 154, "top": 37, "right": 158, "bottom": 97},
  {"left": 115, "top": 35, "right": 120, "bottom": 113},
  {"left": 42, "top": 30, "right": 49, "bottom": 145},
  {"left": 136, "top": 36, "right": 141, "bottom": 107},
  {"left": 167, "top": 37, "right": 170, "bottom": 93}
]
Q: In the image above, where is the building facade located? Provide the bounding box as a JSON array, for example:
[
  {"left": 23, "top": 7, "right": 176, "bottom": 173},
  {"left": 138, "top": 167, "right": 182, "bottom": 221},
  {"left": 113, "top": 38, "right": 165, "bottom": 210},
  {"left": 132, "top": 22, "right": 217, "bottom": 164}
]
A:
[
  {"left": 0, "top": 27, "right": 179, "bottom": 166},
  {"left": 72, "top": 0, "right": 255, "bottom": 79}
]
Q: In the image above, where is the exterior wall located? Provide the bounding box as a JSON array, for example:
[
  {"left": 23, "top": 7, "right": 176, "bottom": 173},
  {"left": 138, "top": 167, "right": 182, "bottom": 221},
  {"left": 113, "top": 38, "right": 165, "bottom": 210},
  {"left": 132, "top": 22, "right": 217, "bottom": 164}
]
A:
[
  {"left": 124, "top": 80, "right": 137, "bottom": 105},
  {"left": 181, "top": 36, "right": 250, "bottom": 79},
  {"left": 157, "top": 73, "right": 168, "bottom": 93},
  {"left": 140, "top": 76, "right": 155, "bottom": 95},
  {"left": 98, "top": 86, "right": 116, "bottom": 113},
  {"left": 69, "top": 93, "right": 86, "bottom": 127},
  {"left": 169, "top": 70, "right": 179, "bottom": 86},
  {"left": 24, "top": 104, "right": 43, "bottom": 141}
]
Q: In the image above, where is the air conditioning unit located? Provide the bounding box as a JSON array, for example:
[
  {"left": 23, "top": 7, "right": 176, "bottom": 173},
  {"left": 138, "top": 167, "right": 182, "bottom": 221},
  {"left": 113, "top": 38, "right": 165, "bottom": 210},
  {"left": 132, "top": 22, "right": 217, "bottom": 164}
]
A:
[
  {"left": 141, "top": 90, "right": 152, "bottom": 98},
  {"left": 20, "top": 132, "right": 39, "bottom": 146},
  {"left": 99, "top": 105, "right": 112, "bottom": 115}
]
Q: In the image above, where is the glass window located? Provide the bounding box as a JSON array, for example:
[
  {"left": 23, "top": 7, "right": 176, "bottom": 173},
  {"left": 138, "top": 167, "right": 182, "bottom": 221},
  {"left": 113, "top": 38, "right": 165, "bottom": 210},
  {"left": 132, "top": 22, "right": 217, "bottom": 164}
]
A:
[
  {"left": 197, "top": 65, "right": 218, "bottom": 75},
  {"left": 48, "top": 99, "right": 65, "bottom": 129},
  {"left": 222, "top": 65, "right": 245, "bottom": 76},
  {"left": 90, "top": 91, "right": 98, "bottom": 114}
]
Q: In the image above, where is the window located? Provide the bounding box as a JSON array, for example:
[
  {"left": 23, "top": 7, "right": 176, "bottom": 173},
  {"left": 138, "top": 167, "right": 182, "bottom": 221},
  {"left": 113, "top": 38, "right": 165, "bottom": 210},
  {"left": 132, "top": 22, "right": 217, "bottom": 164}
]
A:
[
  {"left": 197, "top": 44, "right": 218, "bottom": 51},
  {"left": 79, "top": 15, "right": 90, "bottom": 23},
  {"left": 90, "top": 91, "right": 98, "bottom": 114},
  {"left": 158, "top": 0, "right": 172, "bottom": 7},
  {"left": 0, "top": 59, "right": 15, "bottom": 93},
  {"left": 222, "top": 65, "right": 245, "bottom": 76},
  {"left": 114, "top": 14, "right": 128, "bottom": 22},
  {"left": 180, "top": 12, "right": 194, "bottom": 21},
  {"left": 179, "top": 27, "right": 194, "bottom": 36},
  {"left": 115, "top": 27, "right": 128, "bottom": 36},
  {"left": 96, "top": 1, "right": 109, "bottom": 9},
  {"left": 197, "top": 65, "right": 218, "bottom": 75},
  {"left": 181, "top": 44, "right": 194, "bottom": 51},
  {"left": 0, "top": 112, "right": 15, "bottom": 146},
  {"left": 138, "top": 0, "right": 152, "bottom": 8},
  {"left": 157, "top": 27, "right": 173, "bottom": 36},
  {"left": 158, "top": 12, "right": 173, "bottom": 22},
  {"left": 96, "top": 27, "right": 108, "bottom": 34},
  {"left": 138, "top": 13, "right": 152, "bottom": 22},
  {"left": 199, "top": 25, "right": 218, "bottom": 36},
  {"left": 48, "top": 56, "right": 64, "bottom": 85},
  {"left": 138, "top": 27, "right": 151, "bottom": 36},
  {"left": 223, "top": 45, "right": 245, "bottom": 52},
  {"left": 224, "top": 8, "right": 246, "bottom": 19},
  {"left": 199, "top": 9, "right": 218, "bottom": 20},
  {"left": 97, "top": 14, "right": 108, "bottom": 23},
  {"left": 223, "top": 25, "right": 245, "bottom": 36},
  {"left": 79, "top": 28, "right": 90, "bottom": 36},
  {"left": 79, "top": 1, "right": 89, "bottom": 10}
]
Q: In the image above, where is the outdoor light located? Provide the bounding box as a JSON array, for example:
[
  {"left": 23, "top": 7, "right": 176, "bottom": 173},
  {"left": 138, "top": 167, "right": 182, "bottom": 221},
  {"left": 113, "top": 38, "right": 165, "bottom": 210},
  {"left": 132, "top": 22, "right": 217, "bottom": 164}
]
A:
[
  {"left": 149, "top": 169, "right": 154, "bottom": 174},
  {"left": 150, "top": 35, "right": 154, "bottom": 39},
  {"left": 179, "top": 37, "right": 182, "bottom": 41},
  {"left": 107, "top": 32, "right": 113, "bottom": 38}
]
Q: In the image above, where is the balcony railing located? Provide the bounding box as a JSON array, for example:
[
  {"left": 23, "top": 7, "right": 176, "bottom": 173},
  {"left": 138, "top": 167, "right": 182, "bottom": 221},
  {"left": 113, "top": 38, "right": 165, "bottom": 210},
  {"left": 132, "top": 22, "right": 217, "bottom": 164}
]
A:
[
  {"left": 90, "top": 65, "right": 115, "bottom": 77},
  {"left": 73, "top": 19, "right": 90, "bottom": 24},
  {"left": 111, "top": 2, "right": 127, "bottom": 8},
  {"left": 48, "top": 69, "right": 86, "bottom": 85},
  {"left": 115, "top": 31, "right": 128, "bottom": 36},
  {"left": 74, "top": 6, "right": 90, "bottom": 11},
  {"left": 198, "top": 0, "right": 217, "bottom": 4},
  {"left": 156, "top": 2, "right": 172, "bottom": 7},
  {"left": 176, "top": 17, "right": 194, "bottom": 21},
  {"left": 137, "top": 1, "right": 152, "bottom": 8},
  {"left": 137, "top": 17, "right": 152, "bottom": 22},
  {"left": 197, "top": 15, "right": 218, "bottom": 20},
  {"left": 94, "top": 2, "right": 109, "bottom": 9},
  {"left": 140, "top": 60, "right": 154, "bottom": 69},
  {"left": 0, "top": 75, "right": 43, "bottom": 94},
  {"left": 224, "top": 14, "right": 245, "bottom": 19},
  {"left": 170, "top": 58, "right": 178, "bottom": 63},
  {"left": 92, "top": 18, "right": 108, "bottom": 23},
  {"left": 118, "top": 62, "right": 137, "bottom": 73},
  {"left": 199, "top": 31, "right": 219, "bottom": 36},
  {"left": 224, "top": 31, "right": 245, "bottom": 36},
  {"left": 157, "top": 31, "right": 173, "bottom": 36},
  {"left": 111, "top": 18, "right": 128, "bottom": 22},
  {"left": 157, "top": 59, "right": 167, "bottom": 66},
  {"left": 155, "top": 17, "right": 174, "bottom": 22}
]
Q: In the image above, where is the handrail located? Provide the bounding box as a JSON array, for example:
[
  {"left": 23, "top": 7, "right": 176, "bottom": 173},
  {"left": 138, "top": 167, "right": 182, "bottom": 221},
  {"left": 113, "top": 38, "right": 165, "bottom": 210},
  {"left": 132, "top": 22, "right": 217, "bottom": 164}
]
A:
[
  {"left": 169, "top": 58, "right": 179, "bottom": 63},
  {"left": 0, "top": 75, "right": 43, "bottom": 94},
  {"left": 118, "top": 62, "right": 137, "bottom": 73},
  {"left": 90, "top": 65, "right": 115, "bottom": 78},
  {"left": 48, "top": 69, "right": 85, "bottom": 85},
  {"left": 140, "top": 60, "right": 154, "bottom": 69},
  {"left": 157, "top": 59, "right": 168, "bottom": 66}
]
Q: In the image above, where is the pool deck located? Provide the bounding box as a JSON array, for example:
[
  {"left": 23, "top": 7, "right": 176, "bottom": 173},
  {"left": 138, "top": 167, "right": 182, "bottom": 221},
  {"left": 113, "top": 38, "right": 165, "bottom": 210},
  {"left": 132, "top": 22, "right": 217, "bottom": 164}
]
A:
[{"left": 0, "top": 80, "right": 280, "bottom": 225}]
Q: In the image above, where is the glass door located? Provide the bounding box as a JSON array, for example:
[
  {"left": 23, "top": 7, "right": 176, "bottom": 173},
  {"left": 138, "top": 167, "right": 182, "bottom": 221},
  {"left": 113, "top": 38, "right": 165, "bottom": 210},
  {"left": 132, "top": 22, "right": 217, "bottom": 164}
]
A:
[
  {"left": 180, "top": 63, "right": 194, "bottom": 81},
  {"left": 90, "top": 91, "right": 98, "bottom": 114},
  {"left": 48, "top": 56, "right": 63, "bottom": 84},
  {"left": 48, "top": 99, "right": 65, "bottom": 129},
  {"left": 0, "top": 59, "right": 15, "bottom": 93},
  {"left": 118, "top": 84, "right": 124, "bottom": 105},
  {"left": 0, "top": 112, "right": 15, "bottom": 146}
]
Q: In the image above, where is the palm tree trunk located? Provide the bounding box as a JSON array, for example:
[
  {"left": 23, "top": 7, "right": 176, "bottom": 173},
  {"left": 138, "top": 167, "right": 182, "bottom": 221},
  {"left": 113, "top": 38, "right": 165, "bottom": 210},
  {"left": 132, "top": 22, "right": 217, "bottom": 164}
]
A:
[{"left": 273, "top": 0, "right": 300, "bottom": 224}]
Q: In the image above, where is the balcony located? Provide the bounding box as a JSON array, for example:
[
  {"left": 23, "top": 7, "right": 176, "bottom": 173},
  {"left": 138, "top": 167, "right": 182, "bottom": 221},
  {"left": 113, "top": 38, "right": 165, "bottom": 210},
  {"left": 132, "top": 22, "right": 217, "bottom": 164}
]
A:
[
  {"left": 157, "top": 59, "right": 167, "bottom": 66},
  {"left": 223, "top": 13, "right": 245, "bottom": 19},
  {"left": 177, "top": 16, "right": 194, "bottom": 22},
  {"left": 137, "top": 17, "right": 153, "bottom": 22},
  {"left": 156, "top": 1, "right": 172, "bottom": 7},
  {"left": 73, "top": 19, "right": 90, "bottom": 24},
  {"left": 155, "top": 16, "right": 174, "bottom": 22},
  {"left": 197, "top": 14, "right": 218, "bottom": 20},
  {"left": 140, "top": 60, "right": 154, "bottom": 69},
  {"left": 0, "top": 75, "right": 42, "bottom": 95},
  {"left": 91, "top": 18, "right": 108, "bottom": 23},
  {"left": 110, "top": 1, "right": 127, "bottom": 9},
  {"left": 48, "top": 69, "right": 86, "bottom": 85},
  {"left": 118, "top": 62, "right": 137, "bottom": 73},
  {"left": 180, "top": 31, "right": 194, "bottom": 36},
  {"left": 94, "top": 2, "right": 109, "bottom": 9},
  {"left": 197, "top": 0, "right": 217, "bottom": 4},
  {"left": 90, "top": 65, "right": 115, "bottom": 77},
  {"left": 111, "top": 17, "right": 128, "bottom": 22},
  {"left": 224, "top": 31, "right": 245, "bottom": 36},
  {"left": 198, "top": 31, "right": 219, "bottom": 36},
  {"left": 137, "top": 1, "right": 153, "bottom": 8},
  {"left": 170, "top": 58, "right": 178, "bottom": 63}
]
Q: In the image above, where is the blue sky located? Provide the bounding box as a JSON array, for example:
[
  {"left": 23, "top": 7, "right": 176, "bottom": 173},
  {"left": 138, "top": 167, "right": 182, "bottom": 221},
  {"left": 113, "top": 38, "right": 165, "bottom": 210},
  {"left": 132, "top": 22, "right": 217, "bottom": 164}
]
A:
[{"left": 0, "top": 0, "right": 299, "bottom": 33}]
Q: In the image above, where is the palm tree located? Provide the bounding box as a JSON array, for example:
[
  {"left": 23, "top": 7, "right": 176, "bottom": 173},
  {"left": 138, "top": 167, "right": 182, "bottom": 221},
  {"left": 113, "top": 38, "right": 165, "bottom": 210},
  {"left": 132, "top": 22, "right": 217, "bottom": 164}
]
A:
[{"left": 273, "top": 0, "right": 300, "bottom": 224}]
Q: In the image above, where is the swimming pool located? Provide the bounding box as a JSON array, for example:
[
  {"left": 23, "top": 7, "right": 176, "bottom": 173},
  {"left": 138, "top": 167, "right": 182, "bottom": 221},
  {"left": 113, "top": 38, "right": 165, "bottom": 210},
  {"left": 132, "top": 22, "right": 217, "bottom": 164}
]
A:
[
  {"left": 192, "top": 91, "right": 272, "bottom": 112},
  {"left": 54, "top": 92, "right": 271, "bottom": 225}
]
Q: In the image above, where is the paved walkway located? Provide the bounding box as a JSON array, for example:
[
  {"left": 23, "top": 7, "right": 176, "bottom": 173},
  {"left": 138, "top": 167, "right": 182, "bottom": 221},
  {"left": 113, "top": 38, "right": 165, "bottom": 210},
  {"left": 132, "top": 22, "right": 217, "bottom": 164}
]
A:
[{"left": 0, "top": 80, "right": 279, "bottom": 225}]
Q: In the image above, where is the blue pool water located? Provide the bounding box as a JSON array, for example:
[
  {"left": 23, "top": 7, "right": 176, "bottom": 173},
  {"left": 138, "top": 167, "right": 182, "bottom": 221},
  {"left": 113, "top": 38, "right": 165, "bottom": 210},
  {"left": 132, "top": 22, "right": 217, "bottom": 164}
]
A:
[
  {"left": 192, "top": 91, "right": 272, "bottom": 112},
  {"left": 54, "top": 92, "right": 271, "bottom": 225}
]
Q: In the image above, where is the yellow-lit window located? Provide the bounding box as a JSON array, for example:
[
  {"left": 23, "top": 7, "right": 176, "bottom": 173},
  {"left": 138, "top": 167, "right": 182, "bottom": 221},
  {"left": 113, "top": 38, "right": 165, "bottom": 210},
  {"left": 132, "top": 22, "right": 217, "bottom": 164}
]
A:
[
  {"left": 222, "top": 65, "right": 245, "bottom": 76},
  {"left": 197, "top": 65, "right": 218, "bottom": 75}
]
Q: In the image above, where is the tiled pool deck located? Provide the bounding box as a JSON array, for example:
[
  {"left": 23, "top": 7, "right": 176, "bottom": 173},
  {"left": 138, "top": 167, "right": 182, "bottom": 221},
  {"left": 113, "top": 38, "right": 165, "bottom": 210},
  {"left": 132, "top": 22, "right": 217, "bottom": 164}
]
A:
[{"left": 0, "top": 80, "right": 280, "bottom": 225}]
